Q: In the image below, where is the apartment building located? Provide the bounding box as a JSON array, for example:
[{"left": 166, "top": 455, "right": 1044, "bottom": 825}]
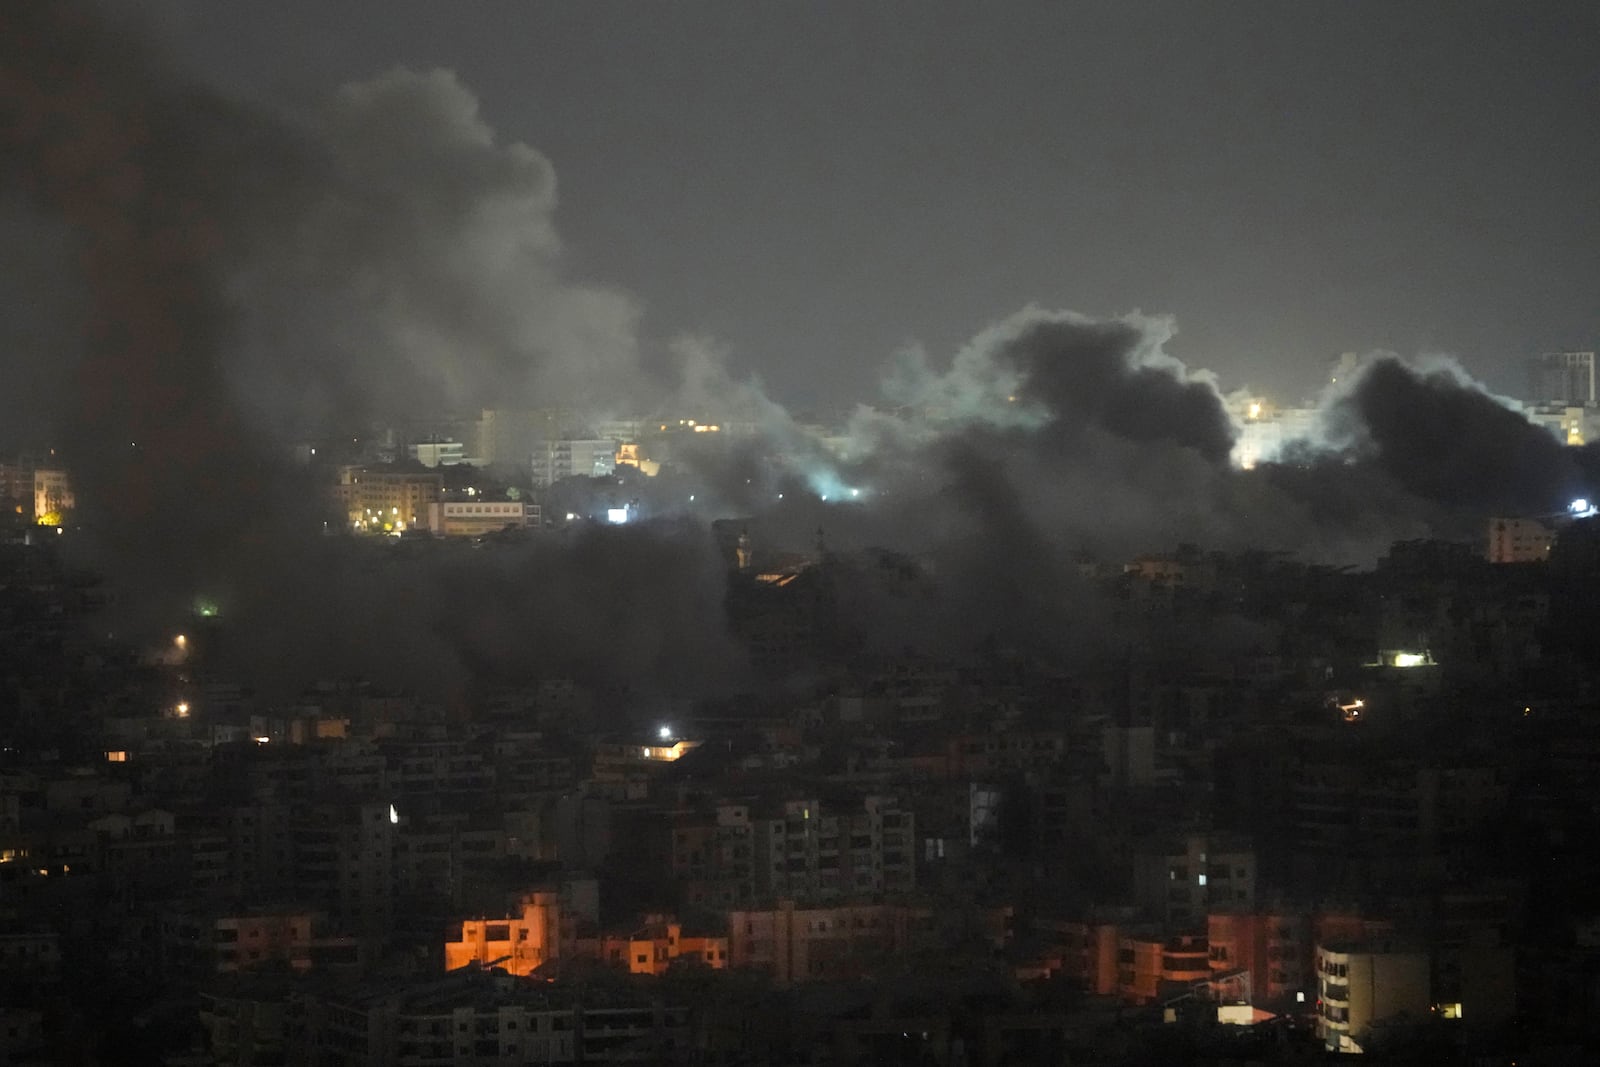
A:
[
  {"left": 1132, "top": 832, "right": 1256, "bottom": 928},
  {"left": 727, "top": 899, "right": 935, "bottom": 986},
  {"left": 1316, "top": 940, "right": 1431, "bottom": 1054},
  {"left": 752, "top": 795, "right": 915, "bottom": 904},
  {"left": 444, "top": 891, "right": 567, "bottom": 977}
]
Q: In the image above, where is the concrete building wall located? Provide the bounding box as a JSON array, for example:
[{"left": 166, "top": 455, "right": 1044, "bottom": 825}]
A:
[
  {"left": 1488, "top": 517, "right": 1555, "bottom": 563},
  {"left": 1528, "top": 350, "right": 1596, "bottom": 406},
  {"left": 444, "top": 892, "right": 562, "bottom": 976},
  {"left": 727, "top": 901, "right": 928, "bottom": 986},
  {"left": 1317, "top": 942, "right": 1430, "bottom": 1053}
]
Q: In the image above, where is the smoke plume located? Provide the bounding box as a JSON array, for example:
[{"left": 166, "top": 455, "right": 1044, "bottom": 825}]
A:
[{"left": 3, "top": 5, "right": 1591, "bottom": 699}]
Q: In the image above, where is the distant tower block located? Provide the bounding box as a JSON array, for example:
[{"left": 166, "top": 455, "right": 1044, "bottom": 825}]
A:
[
  {"left": 1529, "top": 351, "right": 1596, "bottom": 406},
  {"left": 736, "top": 529, "right": 753, "bottom": 571}
]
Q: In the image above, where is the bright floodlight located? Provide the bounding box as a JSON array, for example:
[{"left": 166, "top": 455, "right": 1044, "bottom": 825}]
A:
[
  {"left": 658, "top": 725, "right": 673, "bottom": 740},
  {"left": 606, "top": 507, "right": 629, "bottom": 524},
  {"left": 1572, "top": 498, "right": 1591, "bottom": 515}
]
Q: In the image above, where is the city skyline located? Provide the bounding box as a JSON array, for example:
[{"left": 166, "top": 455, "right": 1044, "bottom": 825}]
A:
[{"left": 7, "top": 6, "right": 1600, "bottom": 1061}]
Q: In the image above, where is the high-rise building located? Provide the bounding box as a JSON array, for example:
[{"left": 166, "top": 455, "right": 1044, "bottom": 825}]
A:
[
  {"left": 0, "top": 462, "right": 74, "bottom": 524},
  {"left": 1132, "top": 832, "right": 1257, "bottom": 928},
  {"left": 1528, "top": 351, "right": 1596, "bottom": 407},
  {"left": 750, "top": 795, "right": 915, "bottom": 904},
  {"left": 530, "top": 439, "right": 617, "bottom": 488},
  {"left": 474, "top": 408, "right": 573, "bottom": 467}
]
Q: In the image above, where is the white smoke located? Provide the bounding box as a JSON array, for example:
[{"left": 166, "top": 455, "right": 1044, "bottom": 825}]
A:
[{"left": 226, "top": 67, "right": 644, "bottom": 431}]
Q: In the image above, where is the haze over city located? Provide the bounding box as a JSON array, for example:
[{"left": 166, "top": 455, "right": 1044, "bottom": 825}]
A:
[{"left": 2, "top": 3, "right": 1599, "bottom": 1064}]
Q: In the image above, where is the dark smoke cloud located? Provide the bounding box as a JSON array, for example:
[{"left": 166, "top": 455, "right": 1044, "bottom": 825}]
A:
[
  {"left": 1, "top": 2, "right": 311, "bottom": 629},
  {"left": 227, "top": 520, "right": 745, "bottom": 702},
  {"left": 689, "top": 314, "right": 1588, "bottom": 670},
  {"left": 227, "top": 65, "right": 644, "bottom": 429},
  {"left": 676, "top": 309, "right": 1263, "bottom": 668},
  {"left": 0, "top": 196, "right": 89, "bottom": 447},
  {"left": 1319, "top": 356, "right": 1582, "bottom": 514},
  {"left": 5, "top": 5, "right": 1591, "bottom": 698},
  {"left": 0, "top": 5, "right": 718, "bottom": 703}
]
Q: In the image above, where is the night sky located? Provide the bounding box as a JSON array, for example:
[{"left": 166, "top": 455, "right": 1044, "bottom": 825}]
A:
[{"left": 142, "top": 0, "right": 1600, "bottom": 406}]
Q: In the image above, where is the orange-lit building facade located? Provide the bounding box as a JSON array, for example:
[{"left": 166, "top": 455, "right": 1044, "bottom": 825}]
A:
[
  {"left": 579, "top": 918, "right": 728, "bottom": 976},
  {"left": 443, "top": 896, "right": 729, "bottom": 979},
  {"left": 1207, "top": 910, "right": 1313, "bottom": 1005},
  {"left": 444, "top": 892, "right": 565, "bottom": 976},
  {"left": 591, "top": 739, "right": 702, "bottom": 781},
  {"left": 1117, "top": 933, "right": 1210, "bottom": 1004},
  {"left": 1487, "top": 516, "right": 1556, "bottom": 563},
  {"left": 1038, "top": 917, "right": 1125, "bottom": 995}
]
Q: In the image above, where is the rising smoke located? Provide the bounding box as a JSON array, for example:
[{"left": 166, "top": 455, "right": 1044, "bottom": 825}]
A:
[{"left": 1, "top": 4, "right": 1589, "bottom": 701}]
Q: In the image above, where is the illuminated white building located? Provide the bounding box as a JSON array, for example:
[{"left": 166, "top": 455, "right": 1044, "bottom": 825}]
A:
[
  {"left": 409, "top": 440, "right": 466, "bottom": 467},
  {"left": 1524, "top": 403, "right": 1594, "bottom": 446},
  {"left": 426, "top": 500, "right": 540, "bottom": 537},
  {"left": 1231, "top": 417, "right": 1284, "bottom": 470},
  {"left": 1229, "top": 403, "right": 1319, "bottom": 469},
  {"left": 0, "top": 463, "right": 74, "bottom": 524},
  {"left": 1316, "top": 941, "right": 1431, "bottom": 1053}
]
